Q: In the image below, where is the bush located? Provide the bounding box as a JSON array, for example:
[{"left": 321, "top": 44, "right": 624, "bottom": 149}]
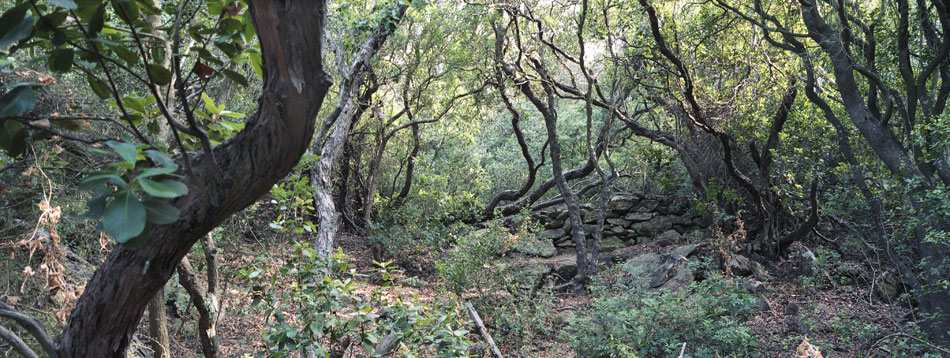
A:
[
  {"left": 564, "top": 268, "right": 759, "bottom": 358},
  {"left": 436, "top": 220, "right": 556, "bottom": 353},
  {"left": 238, "top": 242, "right": 471, "bottom": 357}
]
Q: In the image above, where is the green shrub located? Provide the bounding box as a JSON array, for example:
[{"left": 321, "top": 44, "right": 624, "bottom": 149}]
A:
[
  {"left": 436, "top": 220, "right": 556, "bottom": 353},
  {"left": 238, "top": 242, "right": 471, "bottom": 357},
  {"left": 564, "top": 269, "right": 759, "bottom": 358}
]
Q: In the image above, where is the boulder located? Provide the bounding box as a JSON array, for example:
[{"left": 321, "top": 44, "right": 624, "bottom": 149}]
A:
[
  {"left": 540, "top": 229, "right": 565, "bottom": 241},
  {"left": 623, "top": 252, "right": 693, "bottom": 291},
  {"left": 654, "top": 229, "right": 680, "bottom": 244},
  {"left": 624, "top": 212, "right": 654, "bottom": 222},
  {"left": 672, "top": 244, "right": 697, "bottom": 258},
  {"left": 514, "top": 235, "right": 557, "bottom": 258}
]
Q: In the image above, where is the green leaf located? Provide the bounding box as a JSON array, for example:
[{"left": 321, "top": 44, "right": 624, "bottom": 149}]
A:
[
  {"left": 87, "top": 74, "right": 112, "bottom": 99},
  {"left": 88, "top": 4, "right": 106, "bottom": 37},
  {"left": 201, "top": 92, "right": 221, "bottom": 115},
  {"left": 0, "top": 120, "right": 27, "bottom": 157},
  {"left": 0, "top": 85, "right": 36, "bottom": 118},
  {"left": 143, "top": 149, "right": 177, "bottom": 168},
  {"left": 49, "top": 0, "right": 79, "bottom": 10},
  {"left": 78, "top": 173, "right": 127, "bottom": 191},
  {"left": 221, "top": 69, "right": 248, "bottom": 87},
  {"left": 89, "top": 147, "right": 113, "bottom": 156},
  {"left": 106, "top": 140, "right": 138, "bottom": 164},
  {"left": 0, "top": 10, "right": 33, "bottom": 50},
  {"left": 48, "top": 48, "right": 74, "bottom": 73},
  {"left": 142, "top": 198, "right": 180, "bottom": 224},
  {"left": 137, "top": 178, "right": 188, "bottom": 198},
  {"left": 102, "top": 190, "right": 146, "bottom": 243},
  {"left": 147, "top": 64, "right": 171, "bottom": 86},
  {"left": 82, "top": 193, "right": 108, "bottom": 219}
]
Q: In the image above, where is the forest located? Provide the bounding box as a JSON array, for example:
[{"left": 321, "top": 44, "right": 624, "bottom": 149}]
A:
[{"left": 0, "top": 0, "right": 949, "bottom": 356}]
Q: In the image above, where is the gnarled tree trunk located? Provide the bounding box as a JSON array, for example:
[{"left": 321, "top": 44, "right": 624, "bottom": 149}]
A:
[{"left": 54, "top": 1, "right": 333, "bottom": 356}]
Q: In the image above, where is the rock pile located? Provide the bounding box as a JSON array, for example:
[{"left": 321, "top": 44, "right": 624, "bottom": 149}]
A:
[{"left": 531, "top": 193, "right": 709, "bottom": 254}]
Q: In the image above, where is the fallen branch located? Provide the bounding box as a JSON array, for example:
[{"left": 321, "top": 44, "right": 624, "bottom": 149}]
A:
[
  {"left": 0, "top": 302, "right": 57, "bottom": 357},
  {"left": 464, "top": 301, "right": 503, "bottom": 358}
]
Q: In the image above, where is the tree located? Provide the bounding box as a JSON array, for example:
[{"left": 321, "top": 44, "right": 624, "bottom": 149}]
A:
[
  {"left": 714, "top": 0, "right": 950, "bottom": 344},
  {"left": 0, "top": 0, "right": 333, "bottom": 356}
]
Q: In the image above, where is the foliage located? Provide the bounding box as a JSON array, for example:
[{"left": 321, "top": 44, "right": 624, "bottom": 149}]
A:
[
  {"left": 78, "top": 139, "right": 186, "bottom": 244},
  {"left": 239, "top": 242, "right": 471, "bottom": 358},
  {"left": 564, "top": 269, "right": 759, "bottom": 358},
  {"left": 436, "top": 217, "right": 557, "bottom": 352}
]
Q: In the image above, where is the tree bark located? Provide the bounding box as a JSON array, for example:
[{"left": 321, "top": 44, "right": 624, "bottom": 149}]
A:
[
  {"left": 54, "top": 1, "right": 333, "bottom": 356},
  {"left": 312, "top": 2, "right": 408, "bottom": 260},
  {"left": 147, "top": 288, "right": 170, "bottom": 358}
]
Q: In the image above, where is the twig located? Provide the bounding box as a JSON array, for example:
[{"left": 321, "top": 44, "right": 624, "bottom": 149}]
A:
[
  {"left": 678, "top": 342, "right": 687, "bottom": 358},
  {"left": 865, "top": 333, "right": 950, "bottom": 357},
  {"left": 464, "top": 301, "right": 504, "bottom": 358}
]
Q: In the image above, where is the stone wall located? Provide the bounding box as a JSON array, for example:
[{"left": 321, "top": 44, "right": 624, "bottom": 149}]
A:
[{"left": 532, "top": 193, "right": 709, "bottom": 254}]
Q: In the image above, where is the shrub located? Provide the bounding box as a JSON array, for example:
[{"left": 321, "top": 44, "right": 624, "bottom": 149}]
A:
[
  {"left": 238, "top": 242, "right": 471, "bottom": 357},
  {"left": 564, "top": 268, "right": 759, "bottom": 358}
]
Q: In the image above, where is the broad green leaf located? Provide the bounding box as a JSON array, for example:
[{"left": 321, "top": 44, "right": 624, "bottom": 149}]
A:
[
  {"left": 219, "top": 110, "right": 245, "bottom": 118},
  {"left": 89, "top": 147, "right": 113, "bottom": 156},
  {"left": 147, "top": 64, "right": 171, "bottom": 86},
  {"left": 48, "top": 48, "right": 74, "bottom": 73},
  {"left": 86, "top": 74, "right": 112, "bottom": 99},
  {"left": 202, "top": 92, "right": 221, "bottom": 115},
  {"left": 82, "top": 193, "right": 108, "bottom": 219},
  {"left": 221, "top": 69, "right": 248, "bottom": 87},
  {"left": 106, "top": 140, "right": 138, "bottom": 164},
  {"left": 49, "top": 0, "right": 79, "bottom": 10},
  {"left": 0, "top": 85, "right": 36, "bottom": 118},
  {"left": 102, "top": 190, "right": 146, "bottom": 243},
  {"left": 78, "top": 173, "right": 127, "bottom": 191},
  {"left": 137, "top": 178, "right": 188, "bottom": 198},
  {"left": 0, "top": 10, "right": 33, "bottom": 50},
  {"left": 142, "top": 198, "right": 180, "bottom": 224},
  {"left": 144, "top": 149, "right": 177, "bottom": 168},
  {"left": 0, "top": 120, "right": 27, "bottom": 157},
  {"left": 88, "top": 5, "right": 106, "bottom": 37}
]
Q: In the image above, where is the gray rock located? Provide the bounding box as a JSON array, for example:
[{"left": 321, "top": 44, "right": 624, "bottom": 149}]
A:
[
  {"left": 624, "top": 212, "right": 654, "bottom": 222},
  {"left": 606, "top": 217, "right": 632, "bottom": 227},
  {"left": 598, "top": 236, "right": 628, "bottom": 252},
  {"left": 672, "top": 244, "right": 697, "bottom": 258},
  {"left": 515, "top": 236, "right": 557, "bottom": 258},
  {"left": 623, "top": 252, "right": 693, "bottom": 291},
  {"left": 654, "top": 229, "right": 680, "bottom": 243},
  {"left": 540, "top": 229, "right": 565, "bottom": 240}
]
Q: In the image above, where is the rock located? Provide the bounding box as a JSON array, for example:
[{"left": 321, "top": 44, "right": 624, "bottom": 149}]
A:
[
  {"left": 788, "top": 242, "right": 817, "bottom": 277},
  {"left": 540, "top": 229, "right": 565, "bottom": 240},
  {"left": 672, "top": 244, "right": 697, "bottom": 258},
  {"left": 624, "top": 212, "right": 654, "bottom": 222},
  {"left": 550, "top": 255, "right": 578, "bottom": 279},
  {"left": 552, "top": 309, "right": 576, "bottom": 325},
  {"left": 545, "top": 219, "right": 565, "bottom": 229},
  {"left": 515, "top": 236, "right": 557, "bottom": 258},
  {"left": 598, "top": 236, "right": 627, "bottom": 252},
  {"left": 743, "top": 279, "right": 765, "bottom": 294},
  {"left": 654, "top": 229, "right": 680, "bottom": 243},
  {"left": 606, "top": 217, "right": 632, "bottom": 227},
  {"left": 635, "top": 199, "right": 659, "bottom": 212},
  {"left": 623, "top": 252, "right": 693, "bottom": 291},
  {"left": 726, "top": 254, "right": 767, "bottom": 278},
  {"left": 874, "top": 271, "right": 900, "bottom": 302}
]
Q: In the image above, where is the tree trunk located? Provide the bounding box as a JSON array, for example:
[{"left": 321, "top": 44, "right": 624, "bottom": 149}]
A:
[
  {"left": 311, "top": 2, "right": 408, "bottom": 260},
  {"left": 54, "top": 1, "right": 333, "bottom": 356},
  {"left": 176, "top": 234, "right": 219, "bottom": 358},
  {"left": 147, "top": 288, "right": 170, "bottom": 358}
]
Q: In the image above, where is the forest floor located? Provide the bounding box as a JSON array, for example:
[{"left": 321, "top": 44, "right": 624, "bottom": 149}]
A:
[
  {"left": 147, "top": 215, "right": 917, "bottom": 358},
  {"left": 0, "top": 200, "right": 926, "bottom": 358}
]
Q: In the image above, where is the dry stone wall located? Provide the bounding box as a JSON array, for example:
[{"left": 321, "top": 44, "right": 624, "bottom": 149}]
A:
[{"left": 532, "top": 193, "right": 709, "bottom": 255}]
